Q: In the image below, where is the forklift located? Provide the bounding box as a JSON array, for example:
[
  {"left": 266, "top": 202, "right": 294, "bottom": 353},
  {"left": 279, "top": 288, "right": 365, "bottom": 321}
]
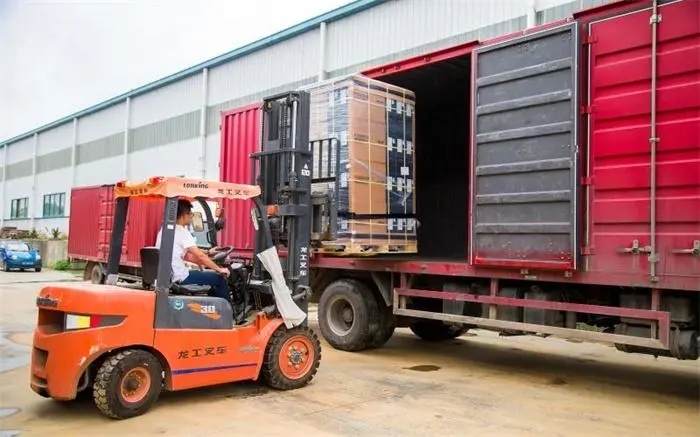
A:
[{"left": 30, "top": 91, "right": 321, "bottom": 420}]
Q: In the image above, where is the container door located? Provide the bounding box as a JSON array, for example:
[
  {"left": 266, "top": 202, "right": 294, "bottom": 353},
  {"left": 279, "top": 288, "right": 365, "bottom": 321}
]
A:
[
  {"left": 219, "top": 103, "right": 261, "bottom": 255},
  {"left": 470, "top": 22, "right": 580, "bottom": 271},
  {"left": 587, "top": 0, "right": 700, "bottom": 285}
]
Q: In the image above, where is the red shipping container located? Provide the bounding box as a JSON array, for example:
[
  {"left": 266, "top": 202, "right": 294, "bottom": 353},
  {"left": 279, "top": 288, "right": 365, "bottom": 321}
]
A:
[
  {"left": 68, "top": 184, "right": 164, "bottom": 268},
  {"left": 218, "top": 103, "right": 260, "bottom": 256}
]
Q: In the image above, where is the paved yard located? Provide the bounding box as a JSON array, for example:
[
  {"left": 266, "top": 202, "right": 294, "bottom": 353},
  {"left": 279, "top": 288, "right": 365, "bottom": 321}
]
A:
[{"left": 1, "top": 271, "right": 698, "bottom": 437}]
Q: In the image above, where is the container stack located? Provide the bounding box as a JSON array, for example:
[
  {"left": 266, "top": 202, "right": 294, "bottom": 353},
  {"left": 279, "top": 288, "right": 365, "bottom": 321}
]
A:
[{"left": 302, "top": 74, "right": 417, "bottom": 255}]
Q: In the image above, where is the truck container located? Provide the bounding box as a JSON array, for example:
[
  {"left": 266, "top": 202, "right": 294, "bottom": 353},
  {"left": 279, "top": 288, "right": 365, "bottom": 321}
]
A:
[
  {"left": 220, "top": 0, "right": 700, "bottom": 360},
  {"left": 67, "top": 184, "right": 165, "bottom": 283},
  {"left": 68, "top": 184, "right": 221, "bottom": 284}
]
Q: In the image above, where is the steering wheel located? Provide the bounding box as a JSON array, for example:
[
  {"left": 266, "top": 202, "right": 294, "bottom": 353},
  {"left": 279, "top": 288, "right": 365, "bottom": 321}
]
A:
[{"left": 211, "top": 246, "right": 234, "bottom": 263}]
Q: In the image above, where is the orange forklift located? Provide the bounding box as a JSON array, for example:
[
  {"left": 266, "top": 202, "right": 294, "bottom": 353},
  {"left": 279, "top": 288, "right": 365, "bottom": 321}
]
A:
[{"left": 30, "top": 91, "right": 321, "bottom": 419}]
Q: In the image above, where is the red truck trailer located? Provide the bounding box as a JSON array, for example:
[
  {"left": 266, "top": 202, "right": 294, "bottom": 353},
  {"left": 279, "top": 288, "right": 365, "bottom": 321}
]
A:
[
  {"left": 220, "top": 0, "right": 700, "bottom": 360},
  {"left": 67, "top": 184, "right": 165, "bottom": 284},
  {"left": 67, "top": 184, "right": 223, "bottom": 285}
]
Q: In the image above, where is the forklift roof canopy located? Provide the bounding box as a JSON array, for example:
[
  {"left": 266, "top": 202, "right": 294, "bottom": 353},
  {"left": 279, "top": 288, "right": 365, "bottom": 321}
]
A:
[{"left": 113, "top": 176, "right": 261, "bottom": 201}]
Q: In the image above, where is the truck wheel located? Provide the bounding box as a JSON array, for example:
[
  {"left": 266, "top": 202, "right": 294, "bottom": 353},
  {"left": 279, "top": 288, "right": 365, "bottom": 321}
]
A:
[
  {"left": 92, "top": 349, "right": 163, "bottom": 420},
  {"left": 409, "top": 320, "right": 469, "bottom": 342},
  {"left": 367, "top": 291, "right": 396, "bottom": 349},
  {"left": 261, "top": 326, "right": 321, "bottom": 390},
  {"left": 318, "top": 278, "right": 381, "bottom": 352},
  {"left": 90, "top": 264, "right": 103, "bottom": 284}
]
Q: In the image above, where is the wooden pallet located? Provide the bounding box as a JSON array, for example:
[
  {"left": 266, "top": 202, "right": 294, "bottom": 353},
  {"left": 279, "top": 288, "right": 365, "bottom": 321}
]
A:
[{"left": 316, "top": 240, "right": 418, "bottom": 257}]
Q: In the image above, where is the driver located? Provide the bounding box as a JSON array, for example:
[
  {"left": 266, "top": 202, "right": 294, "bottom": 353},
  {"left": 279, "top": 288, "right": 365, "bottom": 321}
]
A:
[{"left": 155, "top": 199, "right": 230, "bottom": 300}]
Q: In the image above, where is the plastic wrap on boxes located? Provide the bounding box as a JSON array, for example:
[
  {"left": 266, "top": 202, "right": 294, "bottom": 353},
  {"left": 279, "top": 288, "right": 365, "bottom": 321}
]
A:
[{"left": 300, "top": 73, "right": 417, "bottom": 254}]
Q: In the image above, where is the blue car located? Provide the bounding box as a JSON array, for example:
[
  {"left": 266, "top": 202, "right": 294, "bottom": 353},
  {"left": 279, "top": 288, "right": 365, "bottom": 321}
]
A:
[{"left": 0, "top": 240, "right": 42, "bottom": 272}]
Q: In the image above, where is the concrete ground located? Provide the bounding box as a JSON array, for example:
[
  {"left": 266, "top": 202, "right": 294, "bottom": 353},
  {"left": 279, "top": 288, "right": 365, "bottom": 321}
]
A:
[{"left": 0, "top": 271, "right": 698, "bottom": 437}]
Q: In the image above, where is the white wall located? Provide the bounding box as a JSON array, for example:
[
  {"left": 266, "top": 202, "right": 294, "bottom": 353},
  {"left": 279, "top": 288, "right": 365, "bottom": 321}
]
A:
[
  {"left": 35, "top": 169, "right": 72, "bottom": 218},
  {"left": 6, "top": 136, "right": 34, "bottom": 164},
  {"left": 128, "top": 138, "right": 201, "bottom": 180},
  {"left": 77, "top": 102, "right": 126, "bottom": 144},
  {"left": 130, "top": 73, "right": 204, "bottom": 128},
  {"left": 207, "top": 28, "right": 320, "bottom": 105},
  {"left": 325, "top": 0, "right": 525, "bottom": 72},
  {"left": 4, "top": 176, "right": 32, "bottom": 223},
  {"left": 74, "top": 157, "right": 123, "bottom": 187},
  {"left": 204, "top": 134, "right": 221, "bottom": 181},
  {"left": 37, "top": 122, "right": 73, "bottom": 155}
]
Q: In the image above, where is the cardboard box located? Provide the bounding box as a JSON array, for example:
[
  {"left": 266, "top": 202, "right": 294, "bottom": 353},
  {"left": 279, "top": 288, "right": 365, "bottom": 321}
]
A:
[{"left": 301, "top": 73, "right": 418, "bottom": 254}]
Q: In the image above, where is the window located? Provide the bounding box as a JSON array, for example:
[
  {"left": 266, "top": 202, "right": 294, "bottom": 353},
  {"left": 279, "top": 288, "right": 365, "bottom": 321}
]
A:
[
  {"left": 43, "top": 192, "right": 66, "bottom": 217},
  {"left": 10, "top": 197, "right": 28, "bottom": 219}
]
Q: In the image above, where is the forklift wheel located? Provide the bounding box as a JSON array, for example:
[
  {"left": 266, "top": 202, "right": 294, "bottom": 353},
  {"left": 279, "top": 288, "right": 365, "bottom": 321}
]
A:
[
  {"left": 261, "top": 326, "right": 321, "bottom": 390},
  {"left": 92, "top": 349, "right": 163, "bottom": 420}
]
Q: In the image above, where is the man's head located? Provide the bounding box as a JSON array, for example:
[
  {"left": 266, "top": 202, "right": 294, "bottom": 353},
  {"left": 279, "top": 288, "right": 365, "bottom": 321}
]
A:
[{"left": 176, "top": 199, "right": 194, "bottom": 225}]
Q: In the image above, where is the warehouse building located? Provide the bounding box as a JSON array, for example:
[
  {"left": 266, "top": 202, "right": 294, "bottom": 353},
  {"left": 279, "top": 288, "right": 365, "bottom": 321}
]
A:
[{"left": 0, "top": 0, "right": 612, "bottom": 234}]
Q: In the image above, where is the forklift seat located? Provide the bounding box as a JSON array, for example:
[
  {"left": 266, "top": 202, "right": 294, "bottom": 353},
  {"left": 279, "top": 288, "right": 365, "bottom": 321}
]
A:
[{"left": 139, "top": 247, "right": 211, "bottom": 296}]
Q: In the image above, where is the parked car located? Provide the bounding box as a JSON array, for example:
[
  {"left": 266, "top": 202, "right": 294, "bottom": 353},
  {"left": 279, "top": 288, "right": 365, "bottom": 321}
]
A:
[{"left": 0, "top": 240, "right": 42, "bottom": 272}]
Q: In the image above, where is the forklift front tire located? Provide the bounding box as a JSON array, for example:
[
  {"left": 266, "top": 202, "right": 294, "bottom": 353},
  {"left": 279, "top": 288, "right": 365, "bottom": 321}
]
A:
[
  {"left": 261, "top": 325, "right": 321, "bottom": 390},
  {"left": 92, "top": 349, "right": 163, "bottom": 420}
]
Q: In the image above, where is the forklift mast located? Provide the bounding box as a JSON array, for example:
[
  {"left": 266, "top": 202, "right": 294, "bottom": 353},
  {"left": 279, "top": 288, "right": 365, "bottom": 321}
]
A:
[{"left": 251, "top": 91, "right": 312, "bottom": 314}]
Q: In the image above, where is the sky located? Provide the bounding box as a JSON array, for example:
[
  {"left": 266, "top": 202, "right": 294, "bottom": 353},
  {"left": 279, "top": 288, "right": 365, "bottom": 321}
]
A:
[{"left": 0, "top": 0, "right": 352, "bottom": 142}]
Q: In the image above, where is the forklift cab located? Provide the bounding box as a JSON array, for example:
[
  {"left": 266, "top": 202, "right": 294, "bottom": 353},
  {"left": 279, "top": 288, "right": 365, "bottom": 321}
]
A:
[
  {"left": 103, "top": 176, "right": 263, "bottom": 294},
  {"left": 140, "top": 197, "right": 225, "bottom": 291}
]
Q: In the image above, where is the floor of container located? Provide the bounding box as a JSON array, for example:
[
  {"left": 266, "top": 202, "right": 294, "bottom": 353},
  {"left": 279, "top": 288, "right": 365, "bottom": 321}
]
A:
[{"left": 378, "top": 54, "right": 471, "bottom": 261}]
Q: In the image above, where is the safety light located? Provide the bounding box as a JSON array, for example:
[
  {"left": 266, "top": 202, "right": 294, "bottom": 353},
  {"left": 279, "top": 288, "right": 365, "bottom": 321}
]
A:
[
  {"left": 148, "top": 176, "right": 164, "bottom": 185},
  {"left": 65, "top": 314, "right": 102, "bottom": 330}
]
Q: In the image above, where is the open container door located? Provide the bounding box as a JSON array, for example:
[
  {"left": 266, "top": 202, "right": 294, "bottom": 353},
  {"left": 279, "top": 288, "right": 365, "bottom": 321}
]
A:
[{"left": 470, "top": 22, "right": 580, "bottom": 271}]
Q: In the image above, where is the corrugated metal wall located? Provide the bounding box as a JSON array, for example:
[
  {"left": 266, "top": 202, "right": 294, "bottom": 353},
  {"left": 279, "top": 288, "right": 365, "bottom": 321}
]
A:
[
  {"left": 217, "top": 104, "right": 260, "bottom": 251},
  {"left": 325, "top": 0, "right": 525, "bottom": 74},
  {"left": 0, "top": 0, "right": 615, "bottom": 234}
]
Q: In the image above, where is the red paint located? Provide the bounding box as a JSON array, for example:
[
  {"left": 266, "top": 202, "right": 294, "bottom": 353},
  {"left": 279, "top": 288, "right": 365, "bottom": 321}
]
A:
[
  {"left": 310, "top": 255, "right": 700, "bottom": 292},
  {"left": 585, "top": 0, "right": 700, "bottom": 282},
  {"left": 67, "top": 185, "right": 163, "bottom": 267},
  {"left": 218, "top": 103, "right": 261, "bottom": 254}
]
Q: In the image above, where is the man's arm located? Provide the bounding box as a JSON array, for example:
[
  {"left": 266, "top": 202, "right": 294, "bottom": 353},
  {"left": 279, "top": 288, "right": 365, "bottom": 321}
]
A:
[
  {"left": 180, "top": 232, "right": 228, "bottom": 276},
  {"left": 185, "top": 246, "right": 229, "bottom": 274}
]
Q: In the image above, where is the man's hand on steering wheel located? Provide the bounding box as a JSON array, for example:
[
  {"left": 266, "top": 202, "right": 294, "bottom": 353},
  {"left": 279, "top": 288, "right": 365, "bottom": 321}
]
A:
[{"left": 207, "top": 246, "right": 223, "bottom": 256}]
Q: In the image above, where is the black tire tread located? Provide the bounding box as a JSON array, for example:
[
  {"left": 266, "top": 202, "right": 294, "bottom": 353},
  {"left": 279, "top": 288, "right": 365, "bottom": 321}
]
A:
[
  {"left": 409, "top": 320, "right": 469, "bottom": 342},
  {"left": 92, "top": 349, "right": 162, "bottom": 420},
  {"left": 261, "top": 326, "right": 321, "bottom": 390},
  {"left": 366, "top": 289, "right": 396, "bottom": 349},
  {"left": 318, "top": 278, "right": 381, "bottom": 352}
]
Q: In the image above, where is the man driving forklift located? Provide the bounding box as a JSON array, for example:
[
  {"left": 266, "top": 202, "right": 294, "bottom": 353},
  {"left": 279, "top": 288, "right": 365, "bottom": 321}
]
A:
[{"left": 154, "top": 198, "right": 230, "bottom": 300}]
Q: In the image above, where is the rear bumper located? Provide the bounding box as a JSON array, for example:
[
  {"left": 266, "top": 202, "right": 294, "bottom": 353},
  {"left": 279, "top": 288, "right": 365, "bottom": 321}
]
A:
[{"left": 30, "top": 330, "right": 92, "bottom": 400}]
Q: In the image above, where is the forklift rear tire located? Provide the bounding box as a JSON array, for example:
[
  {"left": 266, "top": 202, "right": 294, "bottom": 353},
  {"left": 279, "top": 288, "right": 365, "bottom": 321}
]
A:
[
  {"left": 92, "top": 349, "right": 163, "bottom": 420},
  {"left": 318, "top": 278, "right": 381, "bottom": 352},
  {"left": 261, "top": 325, "right": 321, "bottom": 390}
]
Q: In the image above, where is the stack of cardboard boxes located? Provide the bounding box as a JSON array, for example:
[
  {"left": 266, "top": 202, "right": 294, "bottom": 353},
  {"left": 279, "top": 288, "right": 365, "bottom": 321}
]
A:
[{"left": 303, "top": 74, "right": 417, "bottom": 254}]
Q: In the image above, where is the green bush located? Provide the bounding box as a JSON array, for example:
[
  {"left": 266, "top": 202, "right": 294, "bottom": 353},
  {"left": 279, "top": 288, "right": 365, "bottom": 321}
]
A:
[{"left": 53, "top": 259, "right": 70, "bottom": 271}]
